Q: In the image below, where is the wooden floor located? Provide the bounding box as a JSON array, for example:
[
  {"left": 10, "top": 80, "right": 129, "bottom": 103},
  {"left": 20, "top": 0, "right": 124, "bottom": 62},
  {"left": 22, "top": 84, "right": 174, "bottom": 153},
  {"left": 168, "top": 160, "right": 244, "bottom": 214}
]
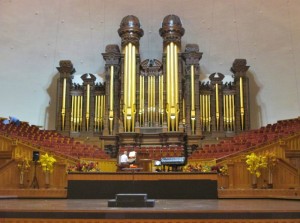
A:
[{"left": 1, "top": 198, "right": 300, "bottom": 223}]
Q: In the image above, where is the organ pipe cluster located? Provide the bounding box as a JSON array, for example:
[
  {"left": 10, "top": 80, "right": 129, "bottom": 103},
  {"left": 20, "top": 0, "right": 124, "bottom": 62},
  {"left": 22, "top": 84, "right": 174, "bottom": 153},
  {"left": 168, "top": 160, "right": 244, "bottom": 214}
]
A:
[{"left": 55, "top": 15, "right": 250, "bottom": 143}]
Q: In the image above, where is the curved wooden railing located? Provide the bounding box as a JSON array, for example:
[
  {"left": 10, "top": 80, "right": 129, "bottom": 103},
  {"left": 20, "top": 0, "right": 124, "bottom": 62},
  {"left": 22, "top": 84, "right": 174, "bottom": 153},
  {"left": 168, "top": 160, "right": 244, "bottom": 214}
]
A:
[{"left": 215, "top": 132, "right": 300, "bottom": 189}]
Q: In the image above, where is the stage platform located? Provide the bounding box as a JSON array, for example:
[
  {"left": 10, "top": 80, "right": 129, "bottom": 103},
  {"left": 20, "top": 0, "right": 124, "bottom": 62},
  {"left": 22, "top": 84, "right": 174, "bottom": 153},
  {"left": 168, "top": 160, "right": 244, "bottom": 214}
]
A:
[
  {"left": 67, "top": 172, "right": 218, "bottom": 199},
  {"left": 1, "top": 188, "right": 300, "bottom": 199},
  {"left": 1, "top": 198, "right": 300, "bottom": 223}
]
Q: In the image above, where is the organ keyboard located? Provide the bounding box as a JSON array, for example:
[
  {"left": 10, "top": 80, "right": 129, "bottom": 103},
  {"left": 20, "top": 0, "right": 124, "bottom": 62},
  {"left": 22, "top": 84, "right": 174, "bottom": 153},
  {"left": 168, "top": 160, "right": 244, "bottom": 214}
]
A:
[
  {"left": 160, "top": 156, "right": 186, "bottom": 165},
  {"left": 160, "top": 157, "right": 186, "bottom": 172}
]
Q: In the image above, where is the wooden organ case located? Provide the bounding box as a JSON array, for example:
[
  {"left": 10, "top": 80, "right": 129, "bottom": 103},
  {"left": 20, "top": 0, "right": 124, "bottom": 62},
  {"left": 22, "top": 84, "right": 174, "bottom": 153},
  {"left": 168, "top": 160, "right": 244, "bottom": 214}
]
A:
[{"left": 55, "top": 15, "right": 251, "bottom": 151}]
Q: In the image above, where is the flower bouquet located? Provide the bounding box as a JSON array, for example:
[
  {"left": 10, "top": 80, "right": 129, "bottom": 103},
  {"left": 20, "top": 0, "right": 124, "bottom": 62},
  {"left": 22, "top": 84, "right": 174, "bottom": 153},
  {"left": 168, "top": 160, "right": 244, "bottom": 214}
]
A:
[
  {"left": 67, "top": 161, "right": 100, "bottom": 172},
  {"left": 38, "top": 153, "right": 56, "bottom": 188},
  {"left": 16, "top": 156, "right": 31, "bottom": 187},
  {"left": 245, "top": 153, "right": 267, "bottom": 188}
]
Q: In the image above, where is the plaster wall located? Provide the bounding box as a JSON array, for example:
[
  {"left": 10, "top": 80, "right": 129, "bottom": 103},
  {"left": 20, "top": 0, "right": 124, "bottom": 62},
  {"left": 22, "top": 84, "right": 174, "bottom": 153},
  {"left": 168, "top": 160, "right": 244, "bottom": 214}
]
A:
[{"left": 0, "top": 0, "right": 299, "bottom": 129}]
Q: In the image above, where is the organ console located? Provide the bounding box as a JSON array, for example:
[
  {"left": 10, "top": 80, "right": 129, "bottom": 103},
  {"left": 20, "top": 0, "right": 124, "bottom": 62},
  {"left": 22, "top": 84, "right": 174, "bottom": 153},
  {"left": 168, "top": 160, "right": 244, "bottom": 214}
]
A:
[{"left": 160, "top": 156, "right": 186, "bottom": 172}]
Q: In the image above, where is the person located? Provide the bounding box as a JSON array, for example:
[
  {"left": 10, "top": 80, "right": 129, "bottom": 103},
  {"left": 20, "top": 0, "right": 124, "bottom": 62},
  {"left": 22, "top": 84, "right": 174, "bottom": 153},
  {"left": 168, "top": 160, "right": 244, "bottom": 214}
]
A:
[
  {"left": 2, "top": 116, "right": 20, "bottom": 126},
  {"left": 128, "top": 150, "right": 136, "bottom": 164},
  {"left": 118, "top": 151, "right": 129, "bottom": 171},
  {"left": 120, "top": 151, "right": 129, "bottom": 165}
]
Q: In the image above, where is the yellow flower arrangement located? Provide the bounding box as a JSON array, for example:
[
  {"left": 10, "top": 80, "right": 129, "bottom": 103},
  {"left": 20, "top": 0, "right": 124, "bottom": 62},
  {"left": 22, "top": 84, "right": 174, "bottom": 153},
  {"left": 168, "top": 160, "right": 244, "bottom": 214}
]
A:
[
  {"left": 219, "top": 165, "right": 228, "bottom": 176},
  {"left": 16, "top": 157, "right": 30, "bottom": 173},
  {"left": 245, "top": 152, "right": 267, "bottom": 178},
  {"left": 38, "top": 153, "right": 57, "bottom": 173}
]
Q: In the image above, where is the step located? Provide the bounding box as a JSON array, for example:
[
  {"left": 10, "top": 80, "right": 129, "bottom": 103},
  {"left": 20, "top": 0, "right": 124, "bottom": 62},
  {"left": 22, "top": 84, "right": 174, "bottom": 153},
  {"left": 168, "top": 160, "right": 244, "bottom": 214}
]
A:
[{"left": 108, "top": 193, "right": 155, "bottom": 207}]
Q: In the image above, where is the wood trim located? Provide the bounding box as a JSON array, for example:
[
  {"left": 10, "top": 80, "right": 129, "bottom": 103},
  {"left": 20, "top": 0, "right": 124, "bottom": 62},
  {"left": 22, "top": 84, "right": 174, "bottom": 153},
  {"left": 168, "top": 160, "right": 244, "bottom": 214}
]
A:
[
  {"left": 67, "top": 172, "right": 218, "bottom": 181},
  {"left": 1, "top": 218, "right": 299, "bottom": 223}
]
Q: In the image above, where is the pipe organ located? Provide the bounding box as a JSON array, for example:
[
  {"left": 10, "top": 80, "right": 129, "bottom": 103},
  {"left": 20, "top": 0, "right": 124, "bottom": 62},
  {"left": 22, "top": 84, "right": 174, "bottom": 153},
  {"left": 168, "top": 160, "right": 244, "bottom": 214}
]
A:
[{"left": 55, "top": 15, "right": 250, "bottom": 147}]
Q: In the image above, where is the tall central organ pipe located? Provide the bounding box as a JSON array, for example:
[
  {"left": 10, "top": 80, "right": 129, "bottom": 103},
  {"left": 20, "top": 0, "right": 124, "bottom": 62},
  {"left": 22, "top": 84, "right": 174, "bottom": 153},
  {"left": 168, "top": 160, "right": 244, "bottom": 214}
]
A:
[
  {"left": 123, "top": 42, "right": 136, "bottom": 132},
  {"left": 166, "top": 42, "right": 179, "bottom": 131}
]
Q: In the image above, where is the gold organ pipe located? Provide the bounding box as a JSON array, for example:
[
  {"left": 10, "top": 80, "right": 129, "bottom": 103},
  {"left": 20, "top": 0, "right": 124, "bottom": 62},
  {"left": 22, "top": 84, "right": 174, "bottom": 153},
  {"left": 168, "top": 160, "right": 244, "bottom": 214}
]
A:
[
  {"left": 142, "top": 75, "right": 145, "bottom": 125},
  {"left": 159, "top": 75, "right": 163, "bottom": 125},
  {"left": 215, "top": 84, "right": 219, "bottom": 130},
  {"left": 124, "top": 45, "right": 128, "bottom": 132},
  {"left": 171, "top": 41, "right": 175, "bottom": 131},
  {"left": 99, "top": 96, "right": 102, "bottom": 129},
  {"left": 202, "top": 95, "right": 205, "bottom": 130},
  {"left": 71, "top": 96, "right": 74, "bottom": 131},
  {"left": 128, "top": 43, "right": 132, "bottom": 108},
  {"left": 191, "top": 65, "right": 195, "bottom": 134},
  {"left": 76, "top": 96, "right": 80, "bottom": 131},
  {"left": 203, "top": 95, "right": 205, "bottom": 130},
  {"left": 109, "top": 116, "right": 113, "bottom": 135},
  {"left": 143, "top": 76, "right": 145, "bottom": 124},
  {"left": 98, "top": 96, "right": 101, "bottom": 129},
  {"left": 199, "top": 95, "right": 202, "bottom": 128},
  {"left": 228, "top": 95, "right": 230, "bottom": 130},
  {"left": 62, "top": 78, "right": 66, "bottom": 110},
  {"left": 86, "top": 85, "right": 90, "bottom": 114},
  {"left": 170, "top": 42, "right": 174, "bottom": 107},
  {"left": 192, "top": 118, "right": 195, "bottom": 134},
  {"left": 122, "top": 43, "right": 137, "bottom": 132},
  {"left": 215, "top": 84, "right": 219, "bottom": 113},
  {"left": 182, "top": 98, "right": 185, "bottom": 125},
  {"left": 161, "top": 75, "right": 164, "bottom": 125},
  {"left": 132, "top": 45, "right": 136, "bottom": 129},
  {"left": 77, "top": 96, "right": 81, "bottom": 131},
  {"left": 226, "top": 95, "right": 229, "bottom": 130},
  {"left": 228, "top": 95, "right": 231, "bottom": 130},
  {"left": 166, "top": 42, "right": 179, "bottom": 131},
  {"left": 74, "top": 96, "right": 78, "bottom": 131},
  {"left": 94, "top": 96, "right": 98, "bottom": 131},
  {"left": 149, "top": 76, "right": 153, "bottom": 123},
  {"left": 208, "top": 94, "right": 211, "bottom": 132},
  {"left": 199, "top": 95, "right": 202, "bottom": 129},
  {"left": 229, "top": 95, "right": 232, "bottom": 131},
  {"left": 232, "top": 95, "right": 235, "bottom": 130},
  {"left": 204, "top": 95, "right": 206, "bottom": 131},
  {"left": 240, "top": 77, "right": 244, "bottom": 106},
  {"left": 101, "top": 96, "right": 105, "bottom": 129},
  {"left": 78, "top": 96, "right": 81, "bottom": 131},
  {"left": 99, "top": 95, "right": 102, "bottom": 130},
  {"left": 109, "top": 66, "right": 114, "bottom": 133},
  {"left": 151, "top": 76, "right": 154, "bottom": 124},
  {"left": 127, "top": 43, "right": 132, "bottom": 132},
  {"left": 147, "top": 76, "right": 150, "bottom": 124},
  {"left": 86, "top": 84, "right": 90, "bottom": 131},
  {"left": 227, "top": 95, "right": 230, "bottom": 130},
  {"left": 167, "top": 45, "right": 170, "bottom": 130},
  {"left": 223, "top": 95, "right": 226, "bottom": 130},
  {"left": 153, "top": 76, "right": 156, "bottom": 123},
  {"left": 204, "top": 95, "right": 206, "bottom": 130},
  {"left": 191, "top": 65, "right": 195, "bottom": 111},
  {"left": 149, "top": 76, "right": 152, "bottom": 124},
  {"left": 158, "top": 75, "right": 161, "bottom": 124},
  {"left": 205, "top": 95, "right": 208, "bottom": 131},
  {"left": 174, "top": 44, "right": 178, "bottom": 131},
  {"left": 110, "top": 66, "right": 114, "bottom": 111},
  {"left": 240, "top": 77, "right": 244, "bottom": 130},
  {"left": 139, "top": 76, "right": 143, "bottom": 125},
  {"left": 151, "top": 76, "right": 153, "bottom": 123},
  {"left": 80, "top": 96, "right": 83, "bottom": 131},
  {"left": 61, "top": 78, "right": 67, "bottom": 130}
]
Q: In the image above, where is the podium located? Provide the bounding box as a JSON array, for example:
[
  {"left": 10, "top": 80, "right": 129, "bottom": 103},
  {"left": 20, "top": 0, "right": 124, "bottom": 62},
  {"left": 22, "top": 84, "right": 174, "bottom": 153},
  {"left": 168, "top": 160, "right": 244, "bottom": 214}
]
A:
[{"left": 108, "top": 193, "right": 155, "bottom": 207}]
